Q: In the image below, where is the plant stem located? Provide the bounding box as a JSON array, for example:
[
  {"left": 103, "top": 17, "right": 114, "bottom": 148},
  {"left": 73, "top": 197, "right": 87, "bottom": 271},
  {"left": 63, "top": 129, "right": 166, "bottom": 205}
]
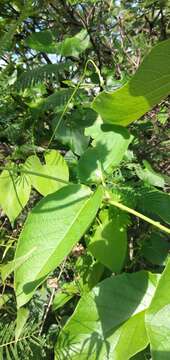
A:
[{"left": 107, "top": 199, "right": 170, "bottom": 235}]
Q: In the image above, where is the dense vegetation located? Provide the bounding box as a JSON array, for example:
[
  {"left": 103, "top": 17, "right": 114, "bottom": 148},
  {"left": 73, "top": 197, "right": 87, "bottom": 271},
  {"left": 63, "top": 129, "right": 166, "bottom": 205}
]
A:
[{"left": 0, "top": 1, "right": 170, "bottom": 359}]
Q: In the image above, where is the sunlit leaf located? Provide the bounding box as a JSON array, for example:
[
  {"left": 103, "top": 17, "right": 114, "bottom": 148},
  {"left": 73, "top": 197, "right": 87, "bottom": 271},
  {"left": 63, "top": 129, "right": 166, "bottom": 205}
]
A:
[
  {"left": 78, "top": 125, "right": 132, "bottom": 183},
  {"left": 88, "top": 216, "right": 127, "bottom": 272},
  {"left": 24, "top": 150, "right": 69, "bottom": 196},
  {"left": 146, "top": 259, "right": 170, "bottom": 359},
  {"left": 14, "top": 185, "right": 103, "bottom": 307},
  {"left": 0, "top": 168, "right": 31, "bottom": 224},
  {"left": 1, "top": 247, "right": 36, "bottom": 282},
  {"left": 15, "top": 307, "right": 29, "bottom": 341},
  {"left": 55, "top": 271, "right": 158, "bottom": 359},
  {"left": 92, "top": 40, "right": 170, "bottom": 126},
  {"left": 135, "top": 160, "right": 165, "bottom": 188}
]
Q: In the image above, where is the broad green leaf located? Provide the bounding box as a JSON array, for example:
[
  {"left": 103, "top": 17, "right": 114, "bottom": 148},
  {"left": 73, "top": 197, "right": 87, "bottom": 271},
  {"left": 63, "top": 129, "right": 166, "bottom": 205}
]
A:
[
  {"left": 26, "top": 29, "right": 90, "bottom": 57},
  {"left": 15, "top": 307, "right": 29, "bottom": 341},
  {"left": 135, "top": 160, "right": 165, "bottom": 188},
  {"left": 85, "top": 115, "right": 103, "bottom": 139},
  {"left": 26, "top": 30, "right": 56, "bottom": 53},
  {"left": 105, "top": 311, "right": 148, "bottom": 360},
  {"left": 52, "top": 109, "right": 92, "bottom": 156},
  {"left": 24, "top": 150, "right": 69, "bottom": 196},
  {"left": 138, "top": 188, "right": 170, "bottom": 225},
  {"left": 86, "top": 261, "right": 105, "bottom": 291},
  {"left": 14, "top": 185, "right": 103, "bottom": 308},
  {"left": 146, "top": 259, "right": 170, "bottom": 359},
  {"left": 141, "top": 232, "right": 170, "bottom": 265},
  {"left": 92, "top": 40, "right": 170, "bottom": 126},
  {"left": 0, "top": 168, "right": 31, "bottom": 224},
  {"left": 74, "top": 254, "right": 104, "bottom": 292},
  {"left": 78, "top": 124, "right": 132, "bottom": 183},
  {"left": 55, "top": 271, "right": 158, "bottom": 359},
  {"left": 56, "top": 30, "right": 90, "bottom": 57},
  {"left": 88, "top": 216, "right": 127, "bottom": 272},
  {"left": 1, "top": 247, "right": 36, "bottom": 282}
]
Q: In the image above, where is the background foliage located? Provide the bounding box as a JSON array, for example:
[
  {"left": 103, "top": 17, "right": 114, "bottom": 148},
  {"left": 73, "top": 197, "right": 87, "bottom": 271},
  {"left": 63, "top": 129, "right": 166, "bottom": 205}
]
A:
[{"left": 0, "top": 1, "right": 170, "bottom": 359}]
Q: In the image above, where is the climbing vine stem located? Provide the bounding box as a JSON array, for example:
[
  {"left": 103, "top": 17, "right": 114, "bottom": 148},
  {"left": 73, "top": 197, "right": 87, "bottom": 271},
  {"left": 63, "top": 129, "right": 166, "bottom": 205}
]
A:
[{"left": 105, "top": 197, "right": 170, "bottom": 235}]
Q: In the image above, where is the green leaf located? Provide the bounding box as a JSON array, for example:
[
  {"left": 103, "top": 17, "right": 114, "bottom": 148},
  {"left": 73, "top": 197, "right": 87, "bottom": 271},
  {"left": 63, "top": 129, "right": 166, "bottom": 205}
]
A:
[
  {"left": 0, "top": 169, "right": 31, "bottom": 224},
  {"left": 26, "top": 29, "right": 90, "bottom": 57},
  {"left": 88, "top": 216, "right": 127, "bottom": 272},
  {"left": 52, "top": 282, "right": 78, "bottom": 311},
  {"left": 78, "top": 125, "right": 132, "bottom": 183},
  {"left": 26, "top": 30, "right": 56, "bottom": 53},
  {"left": 24, "top": 150, "right": 69, "bottom": 196},
  {"left": 141, "top": 232, "right": 170, "bottom": 265},
  {"left": 105, "top": 311, "right": 148, "bottom": 360},
  {"left": 1, "top": 247, "right": 36, "bottom": 282},
  {"left": 146, "top": 259, "right": 170, "bottom": 359},
  {"left": 135, "top": 160, "right": 165, "bottom": 188},
  {"left": 55, "top": 271, "right": 158, "bottom": 359},
  {"left": 15, "top": 307, "right": 29, "bottom": 341},
  {"left": 85, "top": 115, "right": 103, "bottom": 139},
  {"left": 56, "top": 30, "right": 90, "bottom": 57},
  {"left": 92, "top": 40, "right": 170, "bottom": 126},
  {"left": 0, "top": 294, "right": 11, "bottom": 310},
  {"left": 53, "top": 109, "right": 92, "bottom": 156},
  {"left": 138, "top": 188, "right": 170, "bottom": 225},
  {"left": 14, "top": 185, "right": 103, "bottom": 308},
  {"left": 86, "top": 261, "right": 105, "bottom": 291}
]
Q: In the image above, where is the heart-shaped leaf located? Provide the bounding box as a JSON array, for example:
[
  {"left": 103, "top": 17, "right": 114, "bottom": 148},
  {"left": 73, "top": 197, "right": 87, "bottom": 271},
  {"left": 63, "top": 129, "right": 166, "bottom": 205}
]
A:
[{"left": 24, "top": 150, "right": 69, "bottom": 196}]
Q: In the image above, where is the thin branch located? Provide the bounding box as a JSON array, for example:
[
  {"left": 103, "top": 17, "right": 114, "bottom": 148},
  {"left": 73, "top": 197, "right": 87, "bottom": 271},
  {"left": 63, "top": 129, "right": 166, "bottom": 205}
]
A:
[
  {"left": 41, "top": 52, "right": 52, "bottom": 64},
  {"left": 160, "top": 7, "right": 167, "bottom": 39},
  {"left": 38, "top": 257, "right": 67, "bottom": 336}
]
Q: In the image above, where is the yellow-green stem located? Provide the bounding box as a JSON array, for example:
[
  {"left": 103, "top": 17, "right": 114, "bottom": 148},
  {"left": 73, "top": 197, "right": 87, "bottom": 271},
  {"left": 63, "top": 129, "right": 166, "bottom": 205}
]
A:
[{"left": 108, "top": 199, "right": 170, "bottom": 235}]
